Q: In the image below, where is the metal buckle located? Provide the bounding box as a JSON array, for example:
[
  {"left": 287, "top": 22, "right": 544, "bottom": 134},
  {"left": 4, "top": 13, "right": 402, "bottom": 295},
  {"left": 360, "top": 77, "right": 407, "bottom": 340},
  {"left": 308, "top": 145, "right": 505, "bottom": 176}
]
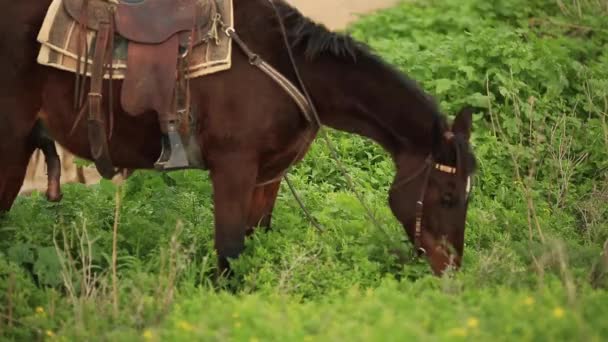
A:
[
  {"left": 249, "top": 54, "right": 261, "bottom": 65},
  {"left": 435, "top": 163, "right": 457, "bottom": 174},
  {"left": 224, "top": 27, "right": 235, "bottom": 37}
]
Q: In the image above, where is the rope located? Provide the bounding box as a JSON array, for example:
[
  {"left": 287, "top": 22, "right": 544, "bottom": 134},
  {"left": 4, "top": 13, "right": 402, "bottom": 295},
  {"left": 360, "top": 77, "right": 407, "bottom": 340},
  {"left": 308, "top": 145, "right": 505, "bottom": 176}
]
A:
[
  {"left": 267, "top": 0, "right": 393, "bottom": 240},
  {"left": 284, "top": 175, "right": 324, "bottom": 232}
]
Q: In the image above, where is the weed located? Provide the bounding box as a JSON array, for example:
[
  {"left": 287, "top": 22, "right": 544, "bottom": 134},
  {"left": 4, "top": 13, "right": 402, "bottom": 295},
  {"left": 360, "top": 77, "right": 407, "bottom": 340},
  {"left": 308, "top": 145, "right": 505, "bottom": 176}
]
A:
[{"left": 1, "top": 0, "right": 608, "bottom": 340}]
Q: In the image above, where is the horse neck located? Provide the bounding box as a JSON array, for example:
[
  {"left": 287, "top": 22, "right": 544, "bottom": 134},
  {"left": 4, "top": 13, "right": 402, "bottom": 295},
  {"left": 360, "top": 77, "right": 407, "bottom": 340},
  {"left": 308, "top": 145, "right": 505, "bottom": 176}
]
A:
[{"left": 300, "top": 53, "right": 439, "bottom": 157}]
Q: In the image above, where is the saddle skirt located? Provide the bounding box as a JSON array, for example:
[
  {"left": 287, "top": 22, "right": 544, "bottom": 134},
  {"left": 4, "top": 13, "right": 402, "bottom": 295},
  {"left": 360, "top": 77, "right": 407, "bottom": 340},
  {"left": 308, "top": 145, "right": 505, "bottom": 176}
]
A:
[{"left": 37, "top": 0, "right": 233, "bottom": 80}]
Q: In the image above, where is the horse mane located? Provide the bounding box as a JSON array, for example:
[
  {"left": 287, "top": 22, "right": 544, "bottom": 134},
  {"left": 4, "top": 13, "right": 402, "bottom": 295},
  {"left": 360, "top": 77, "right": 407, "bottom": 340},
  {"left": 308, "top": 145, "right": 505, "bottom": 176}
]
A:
[
  {"left": 273, "top": 1, "right": 476, "bottom": 174},
  {"left": 275, "top": 4, "right": 442, "bottom": 112},
  {"left": 273, "top": 1, "right": 364, "bottom": 61}
]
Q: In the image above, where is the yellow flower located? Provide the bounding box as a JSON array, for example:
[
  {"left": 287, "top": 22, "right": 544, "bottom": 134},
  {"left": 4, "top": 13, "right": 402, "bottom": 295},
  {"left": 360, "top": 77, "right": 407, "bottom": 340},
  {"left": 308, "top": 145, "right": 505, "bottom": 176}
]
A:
[
  {"left": 177, "top": 320, "right": 194, "bottom": 331},
  {"left": 45, "top": 330, "right": 55, "bottom": 337},
  {"left": 553, "top": 307, "right": 565, "bottom": 319},
  {"left": 36, "top": 307, "right": 45, "bottom": 315},
  {"left": 523, "top": 296, "right": 535, "bottom": 306},
  {"left": 448, "top": 328, "right": 468, "bottom": 337},
  {"left": 142, "top": 329, "right": 154, "bottom": 340},
  {"left": 467, "top": 317, "right": 479, "bottom": 329},
  {"left": 232, "top": 312, "right": 240, "bottom": 319},
  {"left": 234, "top": 322, "right": 242, "bottom": 329}
]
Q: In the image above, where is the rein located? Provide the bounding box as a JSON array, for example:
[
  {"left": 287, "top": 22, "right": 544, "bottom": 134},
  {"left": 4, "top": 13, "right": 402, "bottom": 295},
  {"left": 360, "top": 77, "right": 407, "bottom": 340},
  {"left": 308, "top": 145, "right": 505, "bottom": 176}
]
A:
[
  {"left": 222, "top": 1, "right": 469, "bottom": 250},
  {"left": 265, "top": 0, "right": 394, "bottom": 239},
  {"left": 226, "top": 27, "right": 315, "bottom": 123},
  {"left": 220, "top": 13, "right": 390, "bottom": 236}
]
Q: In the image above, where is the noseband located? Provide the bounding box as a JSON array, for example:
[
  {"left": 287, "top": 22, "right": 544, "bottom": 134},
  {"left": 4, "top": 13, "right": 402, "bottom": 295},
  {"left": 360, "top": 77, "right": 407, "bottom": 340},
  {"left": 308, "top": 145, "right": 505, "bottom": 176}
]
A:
[{"left": 390, "top": 154, "right": 465, "bottom": 255}]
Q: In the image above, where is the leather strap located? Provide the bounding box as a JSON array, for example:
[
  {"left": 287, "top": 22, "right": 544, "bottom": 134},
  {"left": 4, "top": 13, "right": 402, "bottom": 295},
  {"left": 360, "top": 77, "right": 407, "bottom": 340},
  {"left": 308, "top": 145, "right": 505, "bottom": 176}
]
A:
[
  {"left": 120, "top": 36, "right": 180, "bottom": 124},
  {"left": 414, "top": 162, "right": 433, "bottom": 252},
  {"left": 389, "top": 156, "right": 462, "bottom": 254},
  {"left": 225, "top": 28, "right": 313, "bottom": 123},
  {"left": 88, "top": 20, "right": 115, "bottom": 179}
]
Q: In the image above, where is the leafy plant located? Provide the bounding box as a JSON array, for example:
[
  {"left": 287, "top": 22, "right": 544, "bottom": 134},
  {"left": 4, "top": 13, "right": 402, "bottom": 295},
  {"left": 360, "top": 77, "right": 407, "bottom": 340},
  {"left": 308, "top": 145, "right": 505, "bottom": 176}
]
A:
[{"left": 1, "top": 0, "right": 607, "bottom": 340}]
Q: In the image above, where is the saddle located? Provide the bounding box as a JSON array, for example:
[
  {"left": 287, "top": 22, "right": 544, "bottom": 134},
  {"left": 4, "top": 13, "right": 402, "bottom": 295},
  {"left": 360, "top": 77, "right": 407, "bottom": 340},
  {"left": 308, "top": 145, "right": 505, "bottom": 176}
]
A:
[{"left": 63, "top": 0, "right": 218, "bottom": 176}]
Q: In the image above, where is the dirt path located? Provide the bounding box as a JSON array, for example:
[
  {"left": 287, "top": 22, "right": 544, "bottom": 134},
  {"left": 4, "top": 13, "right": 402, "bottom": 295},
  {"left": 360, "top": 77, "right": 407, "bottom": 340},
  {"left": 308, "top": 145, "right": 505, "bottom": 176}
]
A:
[
  {"left": 20, "top": 0, "right": 398, "bottom": 195},
  {"left": 287, "top": 0, "right": 398, "bottom": 30}
]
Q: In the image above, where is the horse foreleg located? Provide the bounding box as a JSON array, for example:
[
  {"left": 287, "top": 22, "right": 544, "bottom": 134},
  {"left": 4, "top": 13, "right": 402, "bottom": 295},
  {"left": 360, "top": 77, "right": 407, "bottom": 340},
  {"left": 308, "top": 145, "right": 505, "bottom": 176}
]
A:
[
  {"left": 246, "top": 180, "right": 281, "bottom": 235},
  {"left": 210, "top": 155, "right": 258, "bottom": 275},
  {"left": 31, "top": 121, "right": 62, "bottom": 202}
]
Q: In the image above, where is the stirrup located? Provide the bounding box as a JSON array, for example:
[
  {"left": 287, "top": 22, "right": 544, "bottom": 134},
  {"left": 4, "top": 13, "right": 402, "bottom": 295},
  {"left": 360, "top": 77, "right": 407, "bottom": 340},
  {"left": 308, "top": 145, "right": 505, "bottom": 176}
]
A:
[{"left": 154, "top": 125, "right": 190, "bottom": 171}]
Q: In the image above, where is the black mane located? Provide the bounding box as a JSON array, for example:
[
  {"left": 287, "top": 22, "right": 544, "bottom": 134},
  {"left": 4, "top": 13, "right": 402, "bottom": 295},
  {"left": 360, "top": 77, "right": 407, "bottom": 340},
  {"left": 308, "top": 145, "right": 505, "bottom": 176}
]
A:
[
  {"left": 274, "top": 1, "right": 369, "bottom": 61},
  {"left": 275, "top": 2, "right": 443, "bottom": 118},
  {"left": 274, "top": 2, "right": 443, "bottom": 115},
  {"left": 273, "top": 1, "right": 476, "bottom": 174}
]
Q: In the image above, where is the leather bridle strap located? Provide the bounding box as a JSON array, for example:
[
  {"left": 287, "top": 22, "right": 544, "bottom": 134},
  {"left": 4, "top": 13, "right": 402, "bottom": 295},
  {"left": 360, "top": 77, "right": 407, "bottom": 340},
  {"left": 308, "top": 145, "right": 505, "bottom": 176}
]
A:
[
  {"left": 87, "top": 18, "right": 115, "bottom": 179},
  {"left": 223, "top": 27, "right": 314, "bottom": 123},
  {"left": 390, "top": 155, "right": 459, "bottom": 254},
  {"left": 414, "top": 161, "right": 433, "bottom": 252},
  {"left": 390, "top": 156, "right": 433, "bottom": 191}
]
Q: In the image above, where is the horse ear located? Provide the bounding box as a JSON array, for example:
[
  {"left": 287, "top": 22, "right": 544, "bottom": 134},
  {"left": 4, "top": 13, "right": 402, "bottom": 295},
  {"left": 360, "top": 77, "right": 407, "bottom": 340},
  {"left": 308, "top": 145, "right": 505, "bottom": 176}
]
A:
[{"left": 452, "top": 106, "right": 474, "bottom": 140}]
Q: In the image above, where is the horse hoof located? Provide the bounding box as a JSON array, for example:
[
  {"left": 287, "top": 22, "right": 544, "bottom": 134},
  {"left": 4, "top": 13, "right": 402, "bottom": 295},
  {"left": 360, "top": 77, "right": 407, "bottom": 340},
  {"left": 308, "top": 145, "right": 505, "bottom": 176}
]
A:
[{"left": 46, "top": 190, "right": 63, "bottom": 202}]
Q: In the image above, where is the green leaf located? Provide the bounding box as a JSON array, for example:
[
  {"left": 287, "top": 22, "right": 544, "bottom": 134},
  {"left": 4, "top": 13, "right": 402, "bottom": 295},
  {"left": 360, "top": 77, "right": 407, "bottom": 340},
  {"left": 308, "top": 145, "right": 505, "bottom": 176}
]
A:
[
  {"left": 34, "top": 247, "right": 64, "bottom": 287},
  {"left": 458, "top": 65, "right": 476, "bottom": 80},
  {"left": 467, "top": 93, "right": 492, "bottom": 109},
  {"left": 435, "top": 78, "right": 456, "bottom": 94},
  {"left": 8, "top": 243, "right": 35, "bottom": 265}
]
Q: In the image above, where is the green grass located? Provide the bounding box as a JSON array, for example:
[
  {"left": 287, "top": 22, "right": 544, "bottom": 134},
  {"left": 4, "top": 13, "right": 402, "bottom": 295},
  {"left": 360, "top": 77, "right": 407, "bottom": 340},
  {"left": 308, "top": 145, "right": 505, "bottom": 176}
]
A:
[{"left": 1, "top": 0, "right": 608, "bottom": 340}]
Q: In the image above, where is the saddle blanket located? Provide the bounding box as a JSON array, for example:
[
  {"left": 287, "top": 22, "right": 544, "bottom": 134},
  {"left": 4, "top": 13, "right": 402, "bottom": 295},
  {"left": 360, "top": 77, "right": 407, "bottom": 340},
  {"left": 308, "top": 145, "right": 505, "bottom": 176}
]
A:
[{"left": 36, "top": 0, "right": 233, "bottom": 79}]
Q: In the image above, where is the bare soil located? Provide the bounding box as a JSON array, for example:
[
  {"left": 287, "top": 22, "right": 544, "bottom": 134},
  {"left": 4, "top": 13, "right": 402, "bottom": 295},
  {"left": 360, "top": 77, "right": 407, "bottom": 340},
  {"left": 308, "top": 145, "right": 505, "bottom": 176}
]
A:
[{"left": 286, "top": 0, "right": 397, "bottom": 30}]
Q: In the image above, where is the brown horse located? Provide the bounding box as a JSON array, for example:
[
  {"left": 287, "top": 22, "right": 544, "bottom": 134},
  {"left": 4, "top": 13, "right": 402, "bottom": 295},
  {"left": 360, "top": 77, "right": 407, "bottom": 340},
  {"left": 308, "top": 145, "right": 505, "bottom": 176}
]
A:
[{"left": 0, "top": 0, "right": 476, "bottom": 275}]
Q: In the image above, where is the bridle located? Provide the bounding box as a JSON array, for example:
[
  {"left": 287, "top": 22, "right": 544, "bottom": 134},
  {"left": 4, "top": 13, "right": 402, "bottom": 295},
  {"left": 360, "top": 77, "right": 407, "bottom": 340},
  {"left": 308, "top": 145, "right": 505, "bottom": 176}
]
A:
[
  {"left": 226, "top": 0, "right": 474, "bottom": 253},
  {"left": 389, "top": 137, "right": 471, "bottom": 255}
]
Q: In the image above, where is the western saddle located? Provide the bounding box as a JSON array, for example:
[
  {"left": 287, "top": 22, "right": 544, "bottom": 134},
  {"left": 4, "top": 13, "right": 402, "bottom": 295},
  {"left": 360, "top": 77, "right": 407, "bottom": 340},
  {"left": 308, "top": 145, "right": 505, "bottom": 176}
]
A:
[{"left": 63, "top": 0, "right": 219, "bottom": 176}]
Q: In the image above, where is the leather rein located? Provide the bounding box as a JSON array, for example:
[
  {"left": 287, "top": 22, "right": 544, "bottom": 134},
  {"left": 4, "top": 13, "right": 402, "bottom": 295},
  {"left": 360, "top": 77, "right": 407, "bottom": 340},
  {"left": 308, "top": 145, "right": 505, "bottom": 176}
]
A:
[
  {"left": 221, "top": 27, "right": 315, "bottom": 124},
  {"left": 222, "top": 1, "right": 472, "bottom": 252}
]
